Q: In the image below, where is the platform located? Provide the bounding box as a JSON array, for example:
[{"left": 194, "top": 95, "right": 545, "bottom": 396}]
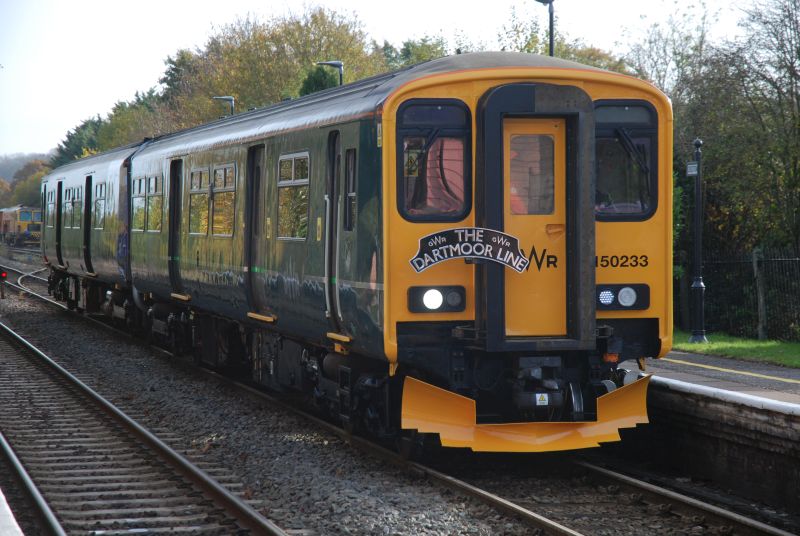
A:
[
  {"left": 0, "top": 486, "right": 24, "bottom": 536},
  {"left": 624, "top": 350, "right": 800, "bottom": 405}
]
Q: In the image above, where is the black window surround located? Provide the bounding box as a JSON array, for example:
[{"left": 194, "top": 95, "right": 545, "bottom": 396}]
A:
[
  {"left": 396, "top": 98, "right": 472, "bottom": 223},
  {"left": 594, "top": 99, "right": 658, "bottom": 222}
]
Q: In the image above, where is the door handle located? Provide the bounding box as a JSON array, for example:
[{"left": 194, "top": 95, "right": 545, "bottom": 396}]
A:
[{"left": 545, "top": 224, "right": 565, "bottom": 237}]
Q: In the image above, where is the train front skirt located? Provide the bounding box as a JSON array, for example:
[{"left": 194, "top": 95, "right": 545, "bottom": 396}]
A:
[{"left": 401, "top": 375, "right": 652, "bottom": 452}]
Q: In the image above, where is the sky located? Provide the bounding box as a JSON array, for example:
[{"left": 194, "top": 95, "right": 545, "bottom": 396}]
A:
[{"left": 0, "top": 0, "right": 743, "bottom": 157}]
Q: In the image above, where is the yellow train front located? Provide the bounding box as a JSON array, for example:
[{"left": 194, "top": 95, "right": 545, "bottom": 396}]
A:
[{"left": 386, "top": 53, "right": 672, "bottom": 452}]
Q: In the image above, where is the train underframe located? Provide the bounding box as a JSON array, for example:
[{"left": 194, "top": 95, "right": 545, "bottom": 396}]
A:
[{"left": 49, "top": 270, "right": 654, "bottom": 452}]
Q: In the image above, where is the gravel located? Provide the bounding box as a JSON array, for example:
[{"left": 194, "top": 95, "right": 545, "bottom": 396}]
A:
[{"left": 0, "top": 256, "right": 531, "bottom": 535}]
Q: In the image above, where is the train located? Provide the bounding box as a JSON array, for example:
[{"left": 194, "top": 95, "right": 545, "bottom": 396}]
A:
[
  {"left": 1, "top": 205, "right": 43, "bottom": 246},
  {"left": 41, "top": 52, "right": 672, "bottom": 453}
]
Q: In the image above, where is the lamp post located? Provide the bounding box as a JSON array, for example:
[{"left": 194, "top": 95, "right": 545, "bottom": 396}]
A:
[
  {"left": 688, "top": 138, "right": 708, "bottom": 343},
  {"left": 534, "top": 0, "right": 554, "bottom": 57},
  {"left": 212, "top": 96, "right": 235, "bottom": 116},
  {"left": 316, "top": 60, "right": 344, "bottom": 86}
]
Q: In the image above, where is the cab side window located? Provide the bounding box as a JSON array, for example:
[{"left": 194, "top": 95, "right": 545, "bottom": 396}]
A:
[
  {"left": 397, "top": 99, "right": 471, "bottom": 222},
  {"left": 594, "top": 102, "right": 658, "bottom": 220}
]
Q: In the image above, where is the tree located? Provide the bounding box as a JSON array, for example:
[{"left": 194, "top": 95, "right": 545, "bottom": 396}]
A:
[
  {"left": 7, "top": 159, "right": 49, "bottom": 207},
  {"left": 13, "top": 159, "right": 49, "bottom": 184},
  {"left": 497, "top": 8, "right": 632, "bottom": 74},
  {"left": 51, "top": 117, "right": 103, "bottom": 167},
  {"left": 11, "top": 172, "right": 45, "bottom": 206},
  {"left": 96, "top": 90, "right": 169, "bottom": 151},
  {"left": 299, "top": 66, "right": 339, "bottom": 96},
  {"left": 158, "top": 9, "right": 387, "bottom": 131},
  {"left": 0, "top": 179, "right": 11, "bottom": 207},
  {"left": 726, "top": 0, "right": 800, "bottom": 251}
]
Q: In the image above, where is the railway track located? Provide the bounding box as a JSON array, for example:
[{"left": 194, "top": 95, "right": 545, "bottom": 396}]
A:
[
  {"left": 0, "top": 319, "right": 284, "bottom": 535},
  {"left": 0, "top": 259, "right": 795, "bottom": 535}
]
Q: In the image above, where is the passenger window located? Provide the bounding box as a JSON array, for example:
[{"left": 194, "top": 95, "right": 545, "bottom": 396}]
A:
[
  {"left": 344, "top": 149, "right": 356, "bottom": 231},
  {"left": 63, "top": 189, "right": 72, "bottom": 228},
  {"left": 47, "top": 191, "right": 55, "bottom": 228},
  {"left": 131, "top": 178, "right": 146, "bottom": 232},
  {"left": 212, "top": 165, "right": 235, "bottom": 236},
  {"left": 277, "top": 153, "right": 310, "bottom": 239},
  {"left": 94, "top": 182, "right": 106, "bottom": 229},
  {"left": 145, "top": 176, "right": 162, "bottom": 232},
  {"left": 72, "top": 187, "right": 82, "bottom": 229},
  {"left": 189, "top": 169, "right": 210, "bottom": 235},
  {"left": 397, "top": 100, "right": 471, "bottom": 222},
  {"left": 594, "top": 103, "right": 657, "bottom": 220}
]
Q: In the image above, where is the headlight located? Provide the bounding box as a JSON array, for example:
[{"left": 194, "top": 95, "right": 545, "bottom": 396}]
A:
[
  {"left": 422, "top": 289, "right": 444, "bottom": 310},
  {"left": 598, "top": 289, "right": 615, "bottom": 305},
  {"left": 597, "top": 284, "right": 649, "bottom": 310},
  {"left": 408, "top": 286, "right": 466, "bottom": 313},
  {"left": 618, "top": 286, "right": 637, "bottom": 307}
]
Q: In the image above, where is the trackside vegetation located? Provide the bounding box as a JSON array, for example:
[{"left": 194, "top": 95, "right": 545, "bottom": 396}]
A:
[{"left": 673, "top": 329, "right": 800, "bottom": 368}]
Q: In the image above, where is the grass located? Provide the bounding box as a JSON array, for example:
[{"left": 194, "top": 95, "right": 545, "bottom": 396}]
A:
[{"left": 672, "top": 329, "right": 800, "bottom": 368}]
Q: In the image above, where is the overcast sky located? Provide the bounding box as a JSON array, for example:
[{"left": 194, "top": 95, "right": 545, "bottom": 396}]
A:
[{"left": 0, "top": 0, "right": 742, "bottom": 156}]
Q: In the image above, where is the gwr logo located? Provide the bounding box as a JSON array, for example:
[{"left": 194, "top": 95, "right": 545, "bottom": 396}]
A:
[{"left": 523, "top": 245, "right": 558, "bottom": 271}]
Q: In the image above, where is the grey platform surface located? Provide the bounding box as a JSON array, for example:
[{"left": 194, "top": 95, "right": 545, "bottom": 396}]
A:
[
  {"left": 625, "top": 350, "right": 800, "bottom": 405},
  {"left": 0, "top": 486, "right": 23, "bottom": 536}
]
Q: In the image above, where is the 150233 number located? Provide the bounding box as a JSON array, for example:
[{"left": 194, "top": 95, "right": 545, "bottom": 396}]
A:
[{"left": 595, "top": 255, "right": 649, "bottom": 268}]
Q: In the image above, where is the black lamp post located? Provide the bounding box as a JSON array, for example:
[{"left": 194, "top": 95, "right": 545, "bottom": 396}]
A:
[
  {"left": 316, "top": 60, "right": 344, "bottom": 86},
  {"left": 688, "top": 138, "right": 708, "bottom": 343},
  {"left": 534, "top": 0, "right": 554, "bottom": 57}
]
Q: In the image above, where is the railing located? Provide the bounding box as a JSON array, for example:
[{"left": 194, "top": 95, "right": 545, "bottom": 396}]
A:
[{"left": 677, "top": 248, "right": 800, "bottom": 341}]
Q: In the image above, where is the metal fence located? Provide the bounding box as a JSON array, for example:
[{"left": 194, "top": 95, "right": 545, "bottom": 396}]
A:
[{"left": 679, "top": 248, "right": 800, "bottom": 341}]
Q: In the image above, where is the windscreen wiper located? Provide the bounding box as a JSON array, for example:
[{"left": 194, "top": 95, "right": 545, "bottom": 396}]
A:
[{"left": 615, "top": 127, "right": 650, "bottom": 176}]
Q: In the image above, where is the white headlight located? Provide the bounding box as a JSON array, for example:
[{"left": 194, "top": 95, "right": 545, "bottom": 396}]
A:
[
  {"left": 423, "top": 289, "right": 444, "bottom": 310},
  {"left": 599, "top": 289, "right": 615, "bottom": 305},
  {"left": 618, "top": 286, "right": 637, "bottom": 307}
]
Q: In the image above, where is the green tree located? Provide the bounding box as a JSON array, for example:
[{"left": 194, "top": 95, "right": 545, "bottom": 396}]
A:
[
  {"left": 159, "top": 9, "right": 387, "bottom": 130},
  {"left": 96, "top": 89, "right": 168, "bottom": 151},
  {"left": 51, "top": 117, "right": 103, "bottom": 167},
  {"left": 11, "top": 172, "right": 45, "bottom": 206},
  {"left": 398, "top": 36, "right": 449, "bottom": 65},
  {"left": 299, "top": 66, "right": 339, "bottom": 96}
]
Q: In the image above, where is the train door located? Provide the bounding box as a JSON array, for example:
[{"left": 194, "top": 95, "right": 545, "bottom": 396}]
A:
[
  {"left": 478, "top": 83, "right": 595, "bottom": 352},
  {"left": 168, "top": 159, "right": 184, "bottom": 294},
  {"left": 83, "top": 175, "right": 95, "bottom": 274},
  {"left": 502, "top": 118, "right": 566, "bottom": 336},
  {"left": 325, "top": 131, "right": 343, "bottom": 333},
  {"left": 55, "top": 180, "right": 64, "bottom": 266},
  {"left": 244, "top": 145, "right": 266, "bottom": 312}
]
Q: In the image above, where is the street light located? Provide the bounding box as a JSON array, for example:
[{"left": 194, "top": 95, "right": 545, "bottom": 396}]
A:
[
  {"left": 534, "top": 0, "right": 554, "bottom": 57},
  {"left": 687, "top": 138, "right": 708, "bottom": 343},
  {"left": 212, "top": 96, "right": 235, "bottom": 116},
  {"left": 316, "top": 60, "right": 344, "bottom": 86}
]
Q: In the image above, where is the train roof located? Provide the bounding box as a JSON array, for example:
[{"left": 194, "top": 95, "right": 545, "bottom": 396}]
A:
[
  {"left": 42, "top": 141, "right": 144, "bottom": 184},
  {"left": 45, "top": 52, "right": 639, "bottom": 173},
  {"left": 0, "top": 205, "right": 39, "bottom": 212},
  {"left": 133, "top": 52, "right": 612, "bottom": 161}
]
